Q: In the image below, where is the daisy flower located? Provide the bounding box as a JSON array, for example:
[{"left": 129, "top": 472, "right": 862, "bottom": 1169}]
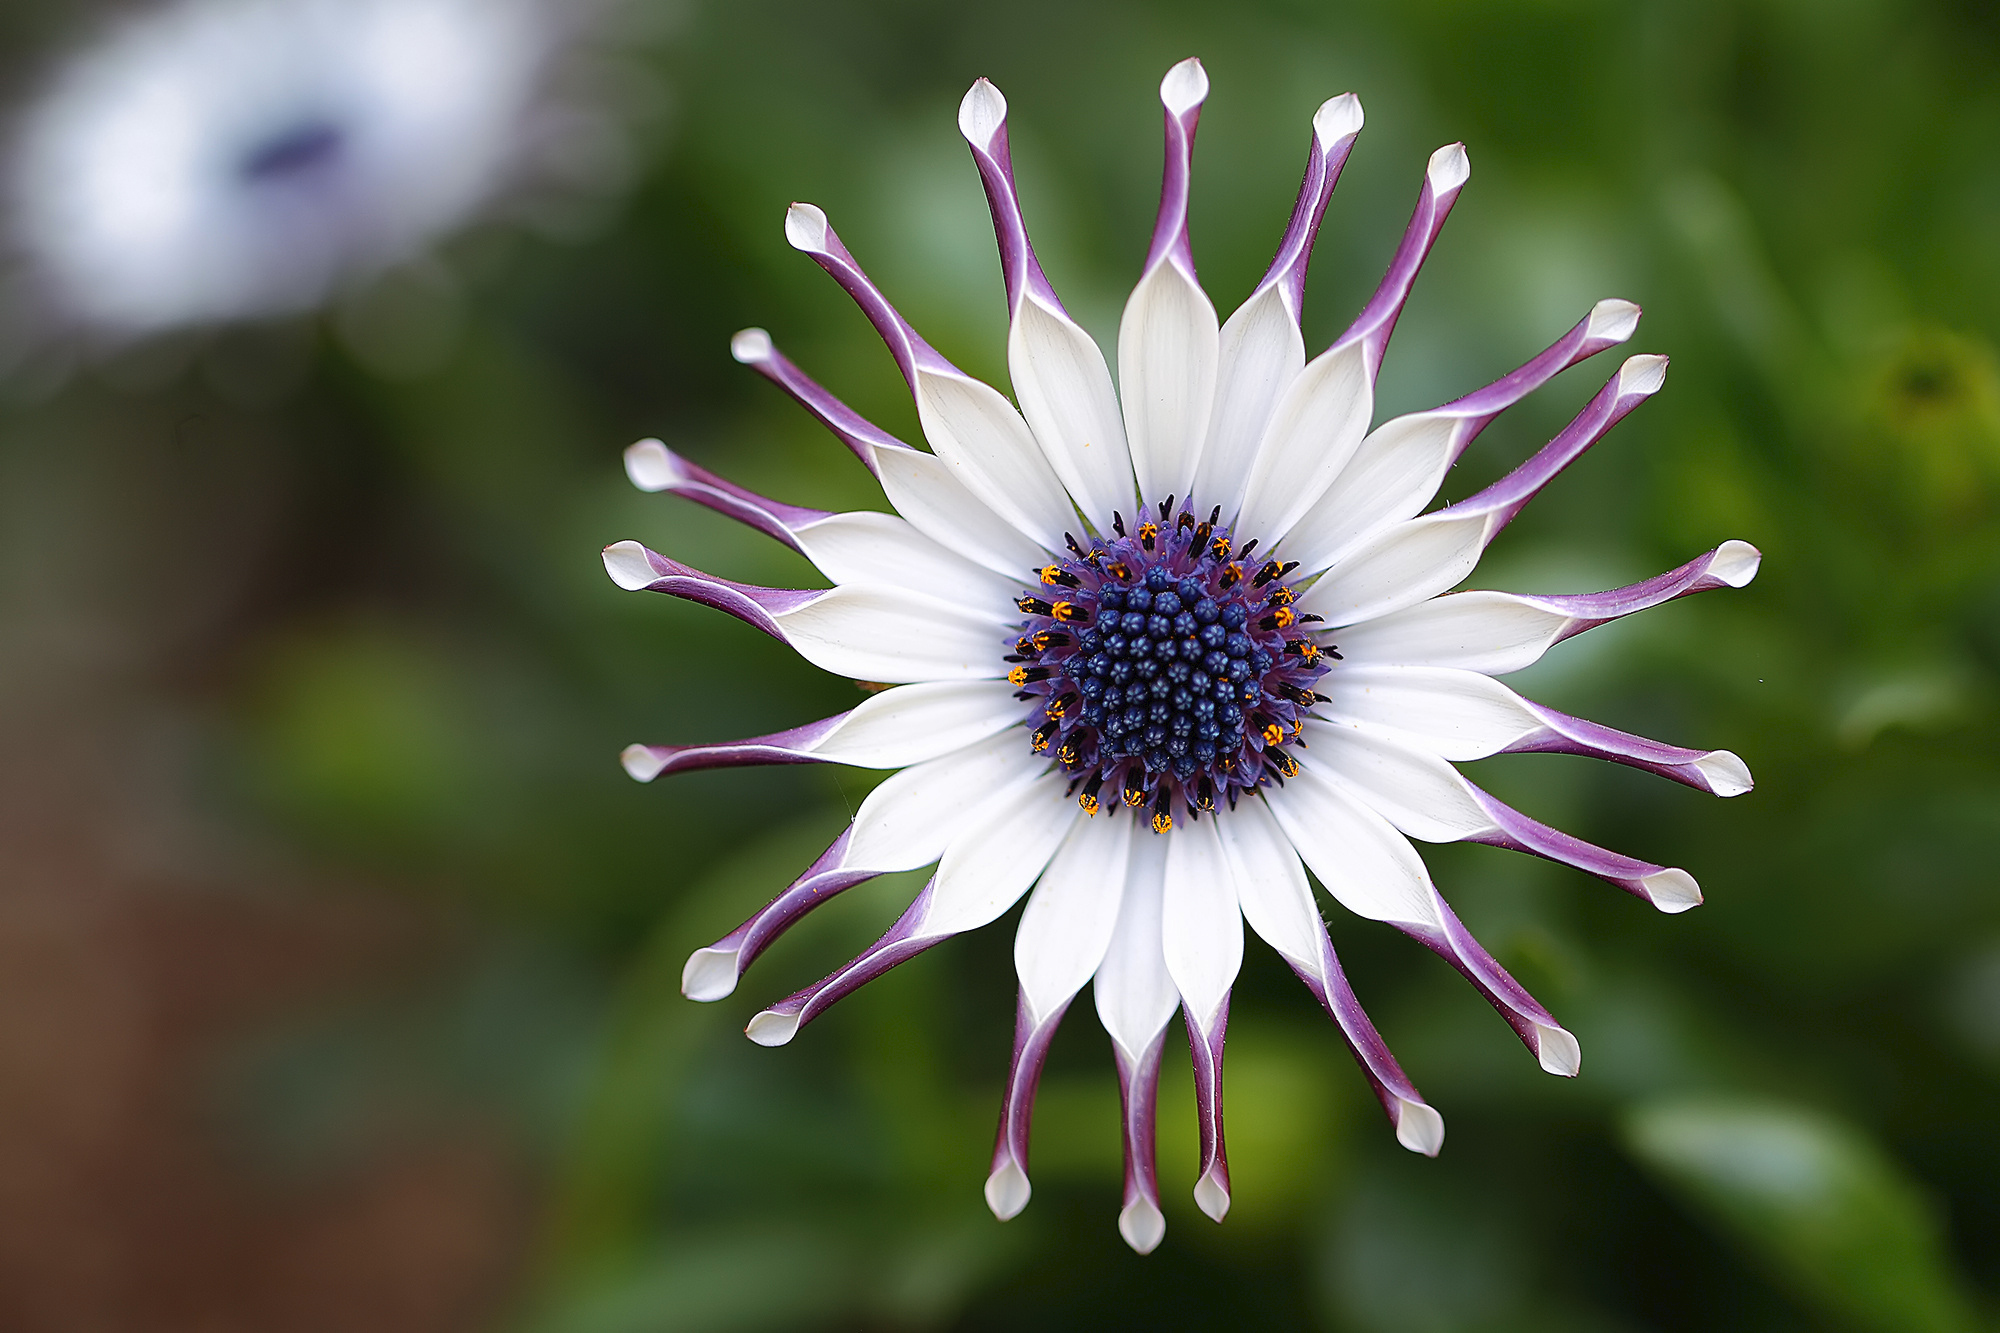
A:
[
  {"left": 8, "top": 0, "right": 563, "bottom": 335},
  {"left": 604, "top": 60, "right": 1759, "bottom": 1254}
]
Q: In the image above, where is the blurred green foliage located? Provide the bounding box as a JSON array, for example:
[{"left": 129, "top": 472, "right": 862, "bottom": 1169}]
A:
[{"left": 3, "top": 0, "right": 1999, "bottom": 1329}]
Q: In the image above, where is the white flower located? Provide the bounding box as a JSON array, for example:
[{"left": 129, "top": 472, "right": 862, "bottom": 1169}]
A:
[
  {"left": 604, "top": 60, "right": 1760, "bottom": 1254},
  {"left": 9, "top": 0, "right": 558, "bottom": 334}
]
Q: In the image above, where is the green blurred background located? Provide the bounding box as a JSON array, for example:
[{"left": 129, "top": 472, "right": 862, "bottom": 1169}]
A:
[{"left": 2, "top": 0, "right": 1998, "bottom": 1328}]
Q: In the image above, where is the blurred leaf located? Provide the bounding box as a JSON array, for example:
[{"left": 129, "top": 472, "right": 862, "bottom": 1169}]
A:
[{"left": 1623, "top": 1097, "right": 1980, "bottom": 1333}]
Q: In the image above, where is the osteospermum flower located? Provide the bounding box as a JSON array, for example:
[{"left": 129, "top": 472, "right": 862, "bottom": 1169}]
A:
[
  {"left": 605, "top": 61, "right": 1760, "bottom": 1253},
  {"left": 9, "top": 0, "right": 560, "bottom": 334}
]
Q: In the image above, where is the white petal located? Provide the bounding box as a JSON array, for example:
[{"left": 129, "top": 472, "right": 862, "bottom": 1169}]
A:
[
  {"left": 1294, "top": 509, "right": 1492, "bottom": 629},
  {"left": 1233, "top": 341, "right": 1372, "bottom": 547},
  {"left": 1280, "top": 412, "right": 1462, "bottom": 576},
  {"left": 812, "top": 680, "right": 1024, "bottom": 767},
  {"left": 795, "top": 510, "right": 1019, "bottom": 607},
  {"left": 1093, "top": 828, "right": 1178, "bottom": 1057},
  {"left": 1191, "top": 283, "right": 1306, "bottom": 523},
  {"left": 776, "top": 585, "right": 1010, "bottom": 683},
  {"left": 1331, "top": 589, "right": 1574, "bottom": 674},
  {"left": 927, "top": 774, "right": 1082, "bottom": 935},
  {"left": 847, "top": 732, "right": 1044, "bottom": 871},
  {"left": 916, "top": 370, "right": 1079, "bottom": 554},
  {"left": 876, "top": 442, "right": 1047, "bottom": 580},
  {"left": 1316, "top": 665, "right": 1545, "bottom": 761},
  {"left": 1014, "top": 814, "right": 1134, "bottom": 1022},
  {"left": 1299, "top": 719, "right": 1492, "bottom": 843},
  {"left": 1011, "top": 298, "right": 1137, "bottom": 531},
  {"left": 1262, "top": 763, "right": 1442, "bottom": 930},
  {"left": 1214, "top": 799, "right": 1317, "bottom": 969},
  {"left": 1119, "top": 262, "right": 1219, "bottom": 504},
  {"left": 1160, "top": 819, "right": 1242, "bottom": 1029}
]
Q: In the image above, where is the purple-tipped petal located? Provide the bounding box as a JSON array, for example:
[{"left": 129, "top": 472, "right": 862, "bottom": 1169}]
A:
[
  {"left": 960, "top": 78, "right": 1137, "bottom": 529},
  {"left": 1317, "top": 664, "right": 1753, "bottom": 797},
  {"left": 1463, "top": 784, "right": 1704, "bottom": 913},
  {"left": 1297, "top": 354, "right": 1671, "bottom": 629},
  {"left": 602, "top": 540, "right": 1007, "bottom": 683},
  {"left": 1281, "top": 298, "right": 1643, "bottom": 576},
  {"left": 1193, "top": 94, "right": 1364, "bottom": 522},
  {"left": 682, "top": 829, "right": 879, "bottom": 1002},
  {"left": 1120, "top": 59, "right": 1220, "bottom": 503},
  {"left": 1334, "top": 143, "right": 1470, "bottom": 381},
  {"left": 1258, "top": 93, "right": 1364, "bottom": 323},
  {"left": 1332, "top": 540, "right": 1763, "bottom": 675},
  {"left": 730, "top": 327, "right": 913, "bottom": 478},
  {"left": 1400, "top": 896, "right": 1580, "bottom": 1076},
  {"left": 1293, "top": 928, "right": 1444, "bottom": 1155},
  {"left": 1113, "top": 1028, "right": 1169, "bottom": 1254},
  {"left": 782, "top": 204, "right": 957, "bottom": 392},
  {"left": 986, "top": 990, "right": 1070, "bottom": 1221},
  {"left": 1184, "top": 998, "right": 1232, "bottom": 1221}
]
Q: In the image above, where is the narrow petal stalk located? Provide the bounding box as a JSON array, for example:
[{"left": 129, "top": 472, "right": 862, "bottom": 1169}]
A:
[
  {"left": 1112, "top": 1029, "right": 1169, "bottom": 1254},
  {"left": 729, "top": 326, "right": 913, "bottom": 477},
  {"left": 1094, "top": 833, "right": 1178, "bottom": 1253},
  {"left": 1184, "top": 998, "right": 1232, "bottom": 1221},
  {"left": 986, "top": 991, "right": 1069, "bottom": 1220},
  {"left": 1333, "top": 143, "right": 1471, "bottom": 381},
  {"left": 1463, "top": 784, "right": 1704, "bottom": 912},
  {"left": 1161, "top": 818, "right": 1241, "bottom": 1221},
  {"left": 1333, "top": 540, "right": 1763, "bottom": 675},
  {"left": 681, "top": 829, "right": 879, "bottom": 1002}
]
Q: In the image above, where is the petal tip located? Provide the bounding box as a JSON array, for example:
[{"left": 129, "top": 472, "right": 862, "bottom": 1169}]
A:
[
  {"left": 1712, "top": 540, "right": 1763, "bottom": 586},
  {"left": 602, "top": 540, "right": 657, "bottom": 591},
  {"left": 983, "top": 1162, "right": 1031, "bottom": 1220},
  {"left": 1393, "top": 1099, "right": 1445, "bottom": 1156},
  {"left": 1313, "top": 92, "right": 1364, "bottom": 144},
  {"left": 1695, "top": 750, "right": 1754, "bottom": 797},
  {"left": 1533, "top": 1023, "right": 1581, "bottom": 1077},
  {"left": 681, "top": 946, "right": 742, "bottom": 1001},
  {"left": 1642, "top": 868, "right": 1704, "bottom": 913},
  {"left": 1118, "top": 1198, "right": 1166, "bottom": 1254},
  {"left": 730, "top": 327, "right": 773, "bottom": 364},
  {"left": 744, "top": 1009, "right": 799, "bottom": 1047},
  {"left": 620, "top": 743, "right": 667, "bottom": 782},
  {"left": 957, "top": 78, "right": 1007, "bottom": 148},
  {"left": 784, "top": 202, "right": 830, "bottom": 253},
  {"left": 1193, "top": 1168, "right": 1231, "bottom": 1222},
  {"left": 1618, "top": 353, "right": 1669, "bottom": 397},
  {"left": 1160, "top": 57, "right": 1209, "bottom": 115},
  {"left": 1427, "top": 142, "right": 1470, "bottom": 193},
  {"left": 623, "top": 438, "right": 680, "bottom": 492},
  {"left": 1586, "top": 298, "right": 1642, "bottom": 344}
]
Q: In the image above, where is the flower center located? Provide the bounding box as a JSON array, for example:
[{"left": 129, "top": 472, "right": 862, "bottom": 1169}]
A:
[{"left": 1008, "top": 500, "right": 1333, "bottom": 833}]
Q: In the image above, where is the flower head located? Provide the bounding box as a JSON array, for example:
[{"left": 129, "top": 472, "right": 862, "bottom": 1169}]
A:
[
  {"left": 8, "top": 0, "right": 566, "bottom": 335},
  {"left": 606, "top": 60, "right": 1760, "bottom": 1254}
]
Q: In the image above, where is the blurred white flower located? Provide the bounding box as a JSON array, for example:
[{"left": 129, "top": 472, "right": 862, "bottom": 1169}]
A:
[{"left": 8, "top": 0, "right": 572, "bottom": 335}]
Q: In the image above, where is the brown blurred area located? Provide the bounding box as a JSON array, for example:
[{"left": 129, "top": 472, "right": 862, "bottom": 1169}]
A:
[{"left": 0, "top": 392, "right": 530, "bottom": 1332}]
